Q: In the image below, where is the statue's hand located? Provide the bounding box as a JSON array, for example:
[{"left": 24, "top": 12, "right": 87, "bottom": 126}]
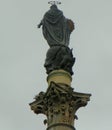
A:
[
  {"left": 37, "top": 21, "right": 43, "bottom": 28},
  {"left": 37, "top": 24, "right": 41, "bottom": 28}
]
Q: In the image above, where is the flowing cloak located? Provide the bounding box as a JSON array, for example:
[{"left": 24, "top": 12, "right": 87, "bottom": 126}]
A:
[{"left": 41, "top": 5, "right": 73, "bottom": 46}]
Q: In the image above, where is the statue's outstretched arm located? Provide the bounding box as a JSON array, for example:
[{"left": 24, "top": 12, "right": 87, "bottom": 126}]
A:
[{"left": 37, "top": 20, "right": 43, "bottom": 28}]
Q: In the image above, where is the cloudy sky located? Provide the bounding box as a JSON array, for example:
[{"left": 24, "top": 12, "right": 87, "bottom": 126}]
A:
[{"left": 0, "top": 0, "right": 112, "bottom": 130}]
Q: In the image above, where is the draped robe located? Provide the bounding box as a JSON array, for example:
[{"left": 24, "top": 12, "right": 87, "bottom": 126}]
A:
[{"left": 41, "top": 5, "right": 73, "bottom": 46}]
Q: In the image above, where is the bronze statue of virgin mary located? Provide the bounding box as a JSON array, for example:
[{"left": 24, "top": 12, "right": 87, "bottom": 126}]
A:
[{"left": 38, "top": 4, "right": 75, "bottom": 75}]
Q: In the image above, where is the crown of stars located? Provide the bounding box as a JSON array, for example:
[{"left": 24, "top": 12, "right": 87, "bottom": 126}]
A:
[{"left": 48, "top": 0, "right": 61, "bottom": 5}]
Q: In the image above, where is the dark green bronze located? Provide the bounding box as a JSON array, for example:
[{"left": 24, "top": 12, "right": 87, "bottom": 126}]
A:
[
  {"left": 38, "top": 5, "right": 74, "bottom": 47},
  {"left": 38, "top": 5, "right": 75, "bottom": 75},
  {"left": 44, "top": 45, "right": 75, "bottom": 75}
]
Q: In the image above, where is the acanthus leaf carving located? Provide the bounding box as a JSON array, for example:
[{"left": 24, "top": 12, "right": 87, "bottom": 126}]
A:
[{"left": 29, "top": 82, "right": 91, "bottom": 125}]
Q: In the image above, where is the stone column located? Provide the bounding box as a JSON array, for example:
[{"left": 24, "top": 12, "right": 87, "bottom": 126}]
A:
[{"left": 29, "top": 70, "right": 91, "bottom": 130}]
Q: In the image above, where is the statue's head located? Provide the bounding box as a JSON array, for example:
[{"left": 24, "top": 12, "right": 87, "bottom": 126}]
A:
[{"left": 50, "top": 4, "right": 58, "bottom": 10}]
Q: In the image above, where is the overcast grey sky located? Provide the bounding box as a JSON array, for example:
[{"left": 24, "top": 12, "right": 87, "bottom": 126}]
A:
[{"left": 0, "top": 0, "right": 112, "bottom": 130}]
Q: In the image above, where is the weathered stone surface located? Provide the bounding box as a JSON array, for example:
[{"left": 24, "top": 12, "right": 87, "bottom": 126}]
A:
[
  {"left": 47, "top": 70, "right": 72, "bottom": 86},
  {"left": 29, "top": 82, "right": 91, "bottom": 128}
]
